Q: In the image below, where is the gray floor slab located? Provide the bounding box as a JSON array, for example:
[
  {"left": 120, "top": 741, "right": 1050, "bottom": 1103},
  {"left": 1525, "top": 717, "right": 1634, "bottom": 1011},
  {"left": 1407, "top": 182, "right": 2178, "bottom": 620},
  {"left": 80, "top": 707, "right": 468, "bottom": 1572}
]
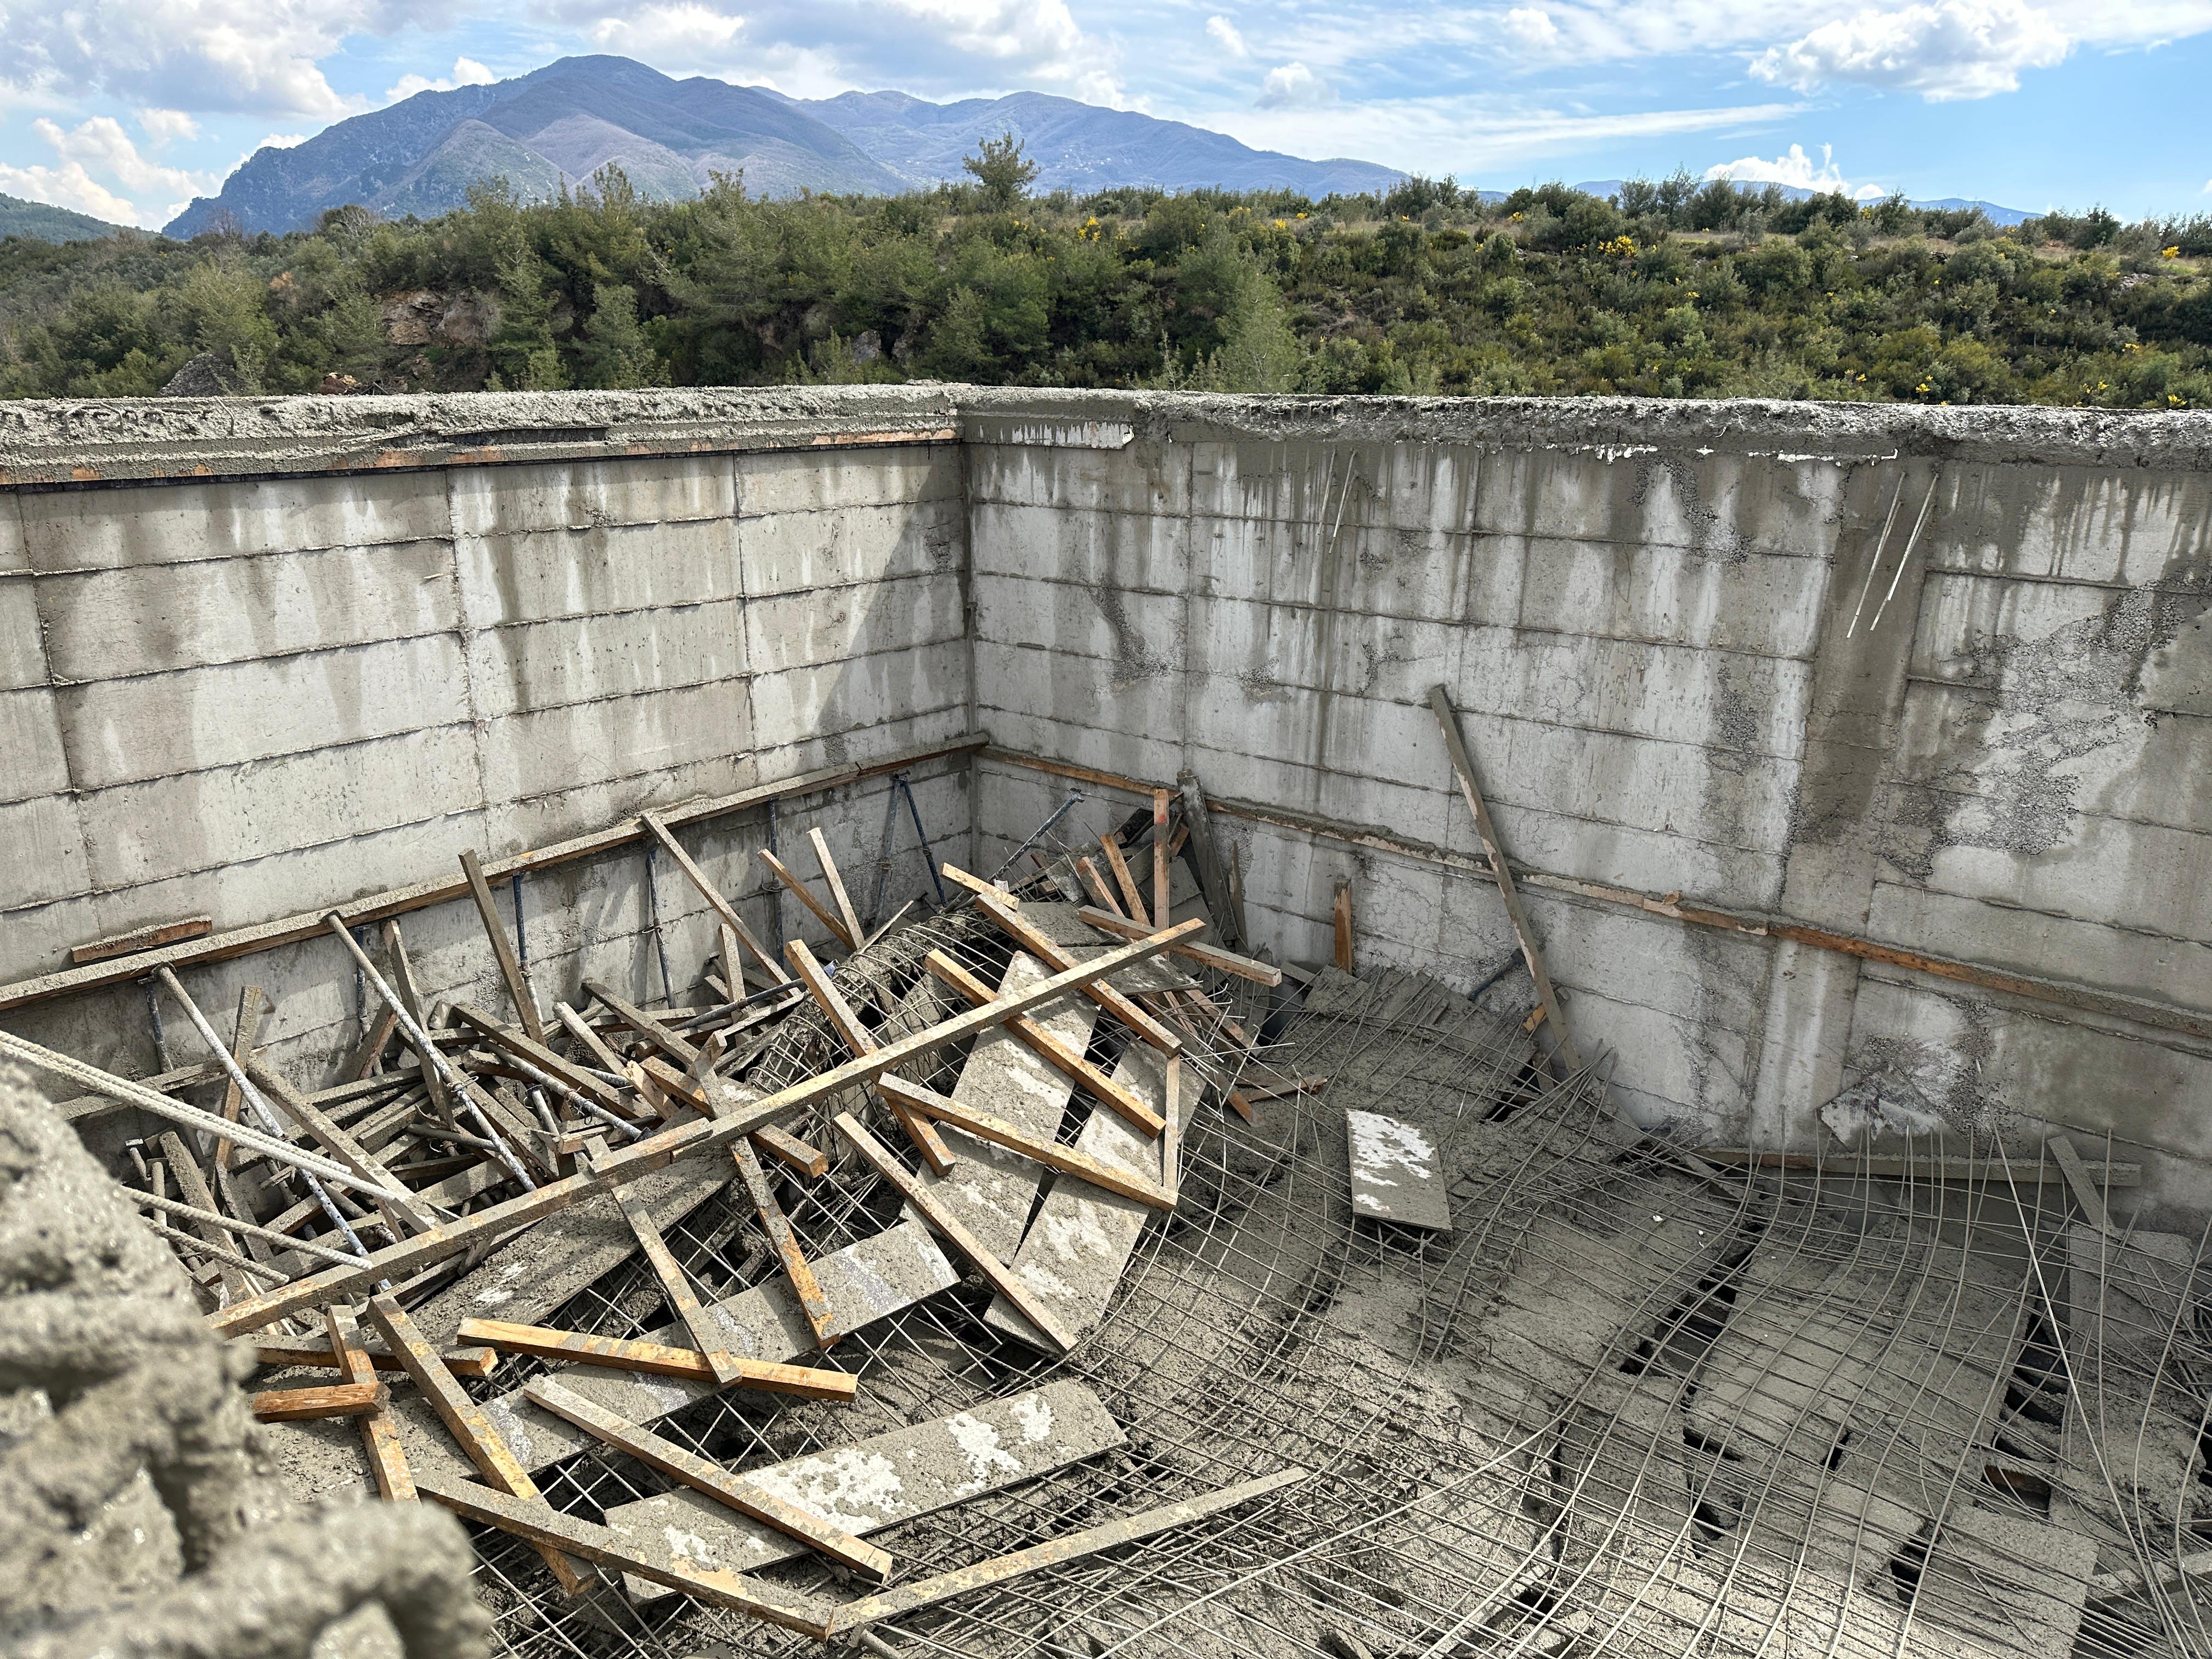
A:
[
  {"left": 1346, "top": 1108, "right": 1454, "bottom": 1231},
  {"left": 981, "top": 1042, "right": 1184, "bottom": 1350},
  {"left": 604, "top": 1378, "right": 1125, "bottom": 1600},
  {"left": 904, "top": 949, "right": 1096, "bottom": 1260},
  {"left": 271, "top": 1218, "right": 958, "bottom": 1498}
]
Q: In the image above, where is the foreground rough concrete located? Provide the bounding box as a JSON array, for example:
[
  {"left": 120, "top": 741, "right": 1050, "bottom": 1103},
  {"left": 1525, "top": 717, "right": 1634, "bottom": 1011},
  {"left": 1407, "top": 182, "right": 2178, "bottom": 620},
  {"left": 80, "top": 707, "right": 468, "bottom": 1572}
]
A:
[{"left": 0, "top": 1061, "right": 486, "bottom": 1658}]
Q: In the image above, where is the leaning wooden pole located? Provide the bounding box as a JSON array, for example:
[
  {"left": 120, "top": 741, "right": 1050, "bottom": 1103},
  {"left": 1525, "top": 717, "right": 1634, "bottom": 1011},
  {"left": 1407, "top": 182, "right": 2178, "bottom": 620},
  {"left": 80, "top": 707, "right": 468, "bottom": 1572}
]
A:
[{"left": 1425, "top": 684, "right": 1585, "bottom": 1075}]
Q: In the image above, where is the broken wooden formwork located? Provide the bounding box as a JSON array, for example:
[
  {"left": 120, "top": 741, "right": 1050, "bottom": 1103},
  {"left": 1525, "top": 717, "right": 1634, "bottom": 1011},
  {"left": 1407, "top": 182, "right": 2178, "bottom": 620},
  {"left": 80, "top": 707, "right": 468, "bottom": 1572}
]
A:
[{"left": 12, "top": 738, "right": 2210, "bottom": 1659}]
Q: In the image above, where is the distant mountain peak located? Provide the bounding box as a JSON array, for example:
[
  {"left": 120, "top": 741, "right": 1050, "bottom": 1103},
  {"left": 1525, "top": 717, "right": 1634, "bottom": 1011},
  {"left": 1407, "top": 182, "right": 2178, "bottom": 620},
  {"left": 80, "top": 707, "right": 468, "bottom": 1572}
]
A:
[{"left": 165, "top": 55, "right": 1403, "bottom": 237}]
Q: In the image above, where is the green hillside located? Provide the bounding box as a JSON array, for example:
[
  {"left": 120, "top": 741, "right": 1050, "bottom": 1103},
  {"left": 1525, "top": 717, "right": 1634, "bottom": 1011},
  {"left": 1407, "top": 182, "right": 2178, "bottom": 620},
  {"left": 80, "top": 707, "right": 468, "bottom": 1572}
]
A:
[
  {"left": 3, "top": 164, "right": 2209, "bottom": 407},
  {"left": 0, "top": 192, "right": 127, "bottom": 245}
]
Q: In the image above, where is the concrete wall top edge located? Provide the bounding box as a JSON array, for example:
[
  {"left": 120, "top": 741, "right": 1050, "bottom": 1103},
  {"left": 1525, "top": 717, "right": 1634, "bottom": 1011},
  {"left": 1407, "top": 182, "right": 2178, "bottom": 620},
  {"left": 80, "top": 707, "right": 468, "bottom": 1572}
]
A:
[{"left": 7, "top": 385, "right": 2212, "bottom": 487}]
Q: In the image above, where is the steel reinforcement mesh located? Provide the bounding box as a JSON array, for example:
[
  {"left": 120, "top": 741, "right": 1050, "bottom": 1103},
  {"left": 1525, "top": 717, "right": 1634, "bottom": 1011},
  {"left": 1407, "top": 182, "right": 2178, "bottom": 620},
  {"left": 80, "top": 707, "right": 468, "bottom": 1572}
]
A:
[{"left": 455, "top": 904, "right": 2211, "bottom": 1659}]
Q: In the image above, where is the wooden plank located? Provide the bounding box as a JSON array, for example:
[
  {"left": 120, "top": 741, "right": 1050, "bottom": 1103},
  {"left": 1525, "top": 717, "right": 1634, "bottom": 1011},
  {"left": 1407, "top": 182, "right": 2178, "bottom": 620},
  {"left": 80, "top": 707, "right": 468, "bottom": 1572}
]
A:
[
  {"left": 555, "top": 1001, "right": 629, "bottom": 1078},
  {"left": 833, "top": 1111, "right": 1079, "bottom": 1353},
  {"left": 640, "top": 810, "right": 792, "bottom": 985},
  {"left": 926, "top": 951, "right": 1163, "bottom": 1137},
  {"left": 245, "top": 1056, "right": 438, "bottom": 1238},
  {"left": 457, "top": 1318, "right": 855, "bottom": 1398},
  {"left": 1240, "top": 1075, "right": 1327, "bottom": 1104},
  {"left": 450, "top": 1003, "right": 627, "bottom": 1115},
  {"left": 878, "top": 1075, "right": 1172, "bottom": 1208},
  {"left": 156, "top": 1131, "right": 247, "bottom": 1302},
  {"left": 941, "top": 862, "right": 1017, "bottom": 906},
  {"left": 1099, "top": 834, "right": 1150, "bottom": 927},
  {"left": 205, "top": 925, "right": 1198, "bottom": 1335},
  {"left": 138, "top": 1194, "right": 361, "bottom": 1270},
  {"left": 785, "top": 939, "right": 953, "bottom": 1174},
  {"left": 752, "top": 1125, "right": 827, "bottom": 1179},
  {"left": 601, "top": 1165, "right": 747, "bottom": 1387},
  {"left": 366, "top": 1293, "right": 591, "bottom": 1593},
  {"left": 460, "top": 849, "right": 544, "bottom": 1045},
  {"left": 967, "top": 887, "right": 1183, "bottom": 1054},
  {"left": 213, "top": 984, "right": 269, "bottom": 1168},
  {"left": 718, "top": 923, "right": 747, "bottom": 1003},
  {"left": 252, "top": 1379, "right": 387, "bottom": 1421},
  {"left": 1073, "top": 906, "right": 1281, "bottom": 986},
  {"left": 602, "top": 1380, "right": 1123, "bottom": 1604},
  {"left": 1333, "top": 883, "right": 1355, "bottom": 972},
  {"left": 1695, "top": 1149, "right": 2141, "bottom": 1184},
  {"left": 0, "top": 737, "right": 984, "bottom": 1015},
  {"left": 1426, "top": 686, "right": 1581, "bottom": 1071},
  {"left": 327, "top": 1305, "right": 415, "bottom": 1500},
  {"left": 808, "top": 827, "right": 866, "bottom": 955},
  {"left": 524, "top": 1379, "right": 890, "bottom": 1578},
  {"left": 584, "top": 981, "right": 701, "bottom": 1069},
  {"left": 251, "top": 1335, "right": 496, "bottom": 1376},
  {"left": 1074, "top": 856, "right": 1124, "bottom": 918},
  {"left": 829, "top": 1468, "right": 1310, "bottom": 1635},
  {"left": 70, "top": 915, "right": 213, "bottom": 965},
  {"left": 415, "top": 1475, "right": 836, "bottom": 1635},
  {"left": 2047, "top": 1134, "right": 2117, "bottom": 1235},
  {"left": 1152, "top": 788, "right": 1172, "bottom": 940},
  {"left": 758, "top": 848, "right": 856, "bottom": 950},
  {"left": 732, "top": 1137, "right": 837, "bottom": 1348}
]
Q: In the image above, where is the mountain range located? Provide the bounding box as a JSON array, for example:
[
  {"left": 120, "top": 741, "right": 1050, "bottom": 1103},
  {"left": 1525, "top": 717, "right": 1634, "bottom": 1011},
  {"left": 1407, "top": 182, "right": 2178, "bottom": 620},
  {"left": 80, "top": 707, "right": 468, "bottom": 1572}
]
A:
[
  {"left": 166, "top": 56, "right": 1403, "bottom": 236},
  {"left": 1570, "top": 179, "right": 2032, "bottom": 225}
]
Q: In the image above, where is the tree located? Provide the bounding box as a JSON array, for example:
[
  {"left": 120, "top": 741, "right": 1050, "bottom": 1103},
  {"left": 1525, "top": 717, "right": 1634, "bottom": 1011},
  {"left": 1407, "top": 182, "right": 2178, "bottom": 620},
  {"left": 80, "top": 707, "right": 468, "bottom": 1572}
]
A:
[
  {"left": 963, "top": 131, "right": 1037, "bottom": 211},
  {"left": 575, "top": 283, "right": 662, "bottom": 388}
]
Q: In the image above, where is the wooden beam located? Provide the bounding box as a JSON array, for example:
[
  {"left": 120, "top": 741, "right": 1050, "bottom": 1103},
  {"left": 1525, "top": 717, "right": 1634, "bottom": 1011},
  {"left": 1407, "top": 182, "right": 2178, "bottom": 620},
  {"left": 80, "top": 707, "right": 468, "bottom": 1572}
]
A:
[
  {"left": 758, "top": 848, "right": 856, "bottom": 950},
  {"left": 250, "top": 1334, "right": 496, "bottom": 1376},
  {"left": 877, "top": 1076, "right": 1173, "bottom": 1207},
  {"left": 967, "top": 887, "right": 1183, "bottom": 1054},
  {"left": 732, "top": 1137, "right": 837, "bottom": 1348},
  {"left": 826, "top": 1468, "right": 1310, "bottom": 1635},
  {"left": 0, "top": 736, "right": 984, "bottom": 1014},
  {"left": 70, "top": 915, "right": 214, "bottom": 965},
  {"left": 1426, "top": 687, "right": 1580, "bottom": 1072},
  {"left": 785, "top": 939, "right": 954, "bottom": 1174},
  {"left": 244, "top": 1056, "right": 438, "bottom": 1238},
  {"left": 155, "top": 1131, "right": 246, "bottom": 1302},
  {"left": 326, "top": 1304, "right": 415, "bottom": 1500},
  {"left": 833, "top": 1111, "right": 1079, "bottom": 1353},
  {"left": 752, "top": 1125, "right": 828, "bottom": 1179},
  {"left": 941, "top": 862, "right": 1017, "bottom": 906},
  {"left": 808, "top": 827, "right": 866, "bottom": 955},
  {"left": 1074, "top": 856, "right": 1124, "bottom": 918},
  {"left": 205, "top": 924, "right": 1200, "bottom": 1335},
  {"left": 583, "top": 980, "right": 701, "bottom": 1069},
  {"left": 1098, "top": 834, "right": 1149, "bottom": 927},
  {"left": 251, "top": 1379, "right": 387, "bottom": 1421},
  {"left": 594, "top": 1151, "right": 746, "bottom": 1387},
  {"left": 1070, "top": 909, "right": 1277, "bottom": 984},
  {"left": 639, "top": 810, "right": 792, "bottom": 985},
  {"left": 213, "top": 984, "right": 268, "bottom": 1169},
  {"left": 1152, "top": 789, "right": 1172, "bottom": 936},
  {"left": 366, "top": 1293, "right": 591, "bottom": 1594},
  {"left": 450, "top": 1003, "right": 628, "bottom": 1115},
  {"left": 1332, "top": 883, "right": 1355, "bottom": 973},
  {"left": 456, "top": 1318, "right": 855, "bottom": 1398},
  {"left": 924, "top": 951, "right": 1163, "bottom": 1138},
  {"left": 523, "top": 1379, "right": 889, "bottom": 1578},
  {"left": 412, "top": 1475, "right": 836, "bottom": 1637},
  {"left": 460, "top": 849, "right": 543, "bottom": 1045},
  {"left": 2047, "top": 1133, "right": 2118, "bottom": 1234}
]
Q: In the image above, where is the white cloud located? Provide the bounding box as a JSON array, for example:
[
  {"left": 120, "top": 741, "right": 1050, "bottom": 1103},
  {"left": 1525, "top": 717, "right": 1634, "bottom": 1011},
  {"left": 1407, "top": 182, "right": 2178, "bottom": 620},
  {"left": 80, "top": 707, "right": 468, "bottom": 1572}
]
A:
[
  {"left": 136, "top": 108, "right": 200, "bottom": 145},
  {"left": 1207, "top": 15, "right": 1251, "bottom": 56},
  {"left": 1256, "top": 60, "right": 1335, "bottom": 108},
  {"left": 386, "top": 55, "right": 500, "bottom": 102},
  {"left": 0, "top": 0, "right": 439, "bottom": 119},
  {"left": 1706, "top": 142, "right": 1889, "bottom": 199},
  {"left": 1751, "top": 0, "right": 2071, "bottom": 99},
  {"left": 1503, "top": 7, "right": 1561, "bottom": 46},
  {"left": 0, "top": 161, "right": 139, "bottom": 224},
  {"left": 560, "top": 0, "right": 1125, "bottom": 105},
  {"left": 36, "top": 116, "right": 219, "bottom": 199}
]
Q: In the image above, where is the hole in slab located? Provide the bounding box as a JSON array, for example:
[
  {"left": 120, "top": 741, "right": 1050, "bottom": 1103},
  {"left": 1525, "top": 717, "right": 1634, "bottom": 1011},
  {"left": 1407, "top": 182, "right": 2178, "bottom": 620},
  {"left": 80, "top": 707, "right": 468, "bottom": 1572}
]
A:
[
  {"left": 1888, "top": 1526, "right": 1933, "bottom": 1604},
  {"left": 1826, "top": 1429, "right": 1854, "bottom": 1471},
  {"left": 1981, "top": 1462, "right": 2052, "bottom": 1516}
]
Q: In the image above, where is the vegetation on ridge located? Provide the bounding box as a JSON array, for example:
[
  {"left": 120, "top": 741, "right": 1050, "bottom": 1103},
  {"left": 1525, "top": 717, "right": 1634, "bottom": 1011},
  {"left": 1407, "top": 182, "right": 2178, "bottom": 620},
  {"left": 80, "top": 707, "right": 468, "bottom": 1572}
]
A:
[{"left": 3, "top": 140, "right": 2210, "bottom": 408}]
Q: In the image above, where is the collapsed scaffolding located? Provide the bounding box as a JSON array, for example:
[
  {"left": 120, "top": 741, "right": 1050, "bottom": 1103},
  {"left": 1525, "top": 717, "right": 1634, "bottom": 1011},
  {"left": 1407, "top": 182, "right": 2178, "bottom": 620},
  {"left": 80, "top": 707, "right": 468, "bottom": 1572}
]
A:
[{"left": 4, "top": 727, "right": 2209, "bottom": 1659}]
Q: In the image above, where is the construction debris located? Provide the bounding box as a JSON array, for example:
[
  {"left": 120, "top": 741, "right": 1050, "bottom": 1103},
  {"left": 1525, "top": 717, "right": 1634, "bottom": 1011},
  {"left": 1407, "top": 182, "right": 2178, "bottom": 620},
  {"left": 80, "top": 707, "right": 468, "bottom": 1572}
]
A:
[{"left": 6, "top": 763, "right": 2210, "bottom": 1659}]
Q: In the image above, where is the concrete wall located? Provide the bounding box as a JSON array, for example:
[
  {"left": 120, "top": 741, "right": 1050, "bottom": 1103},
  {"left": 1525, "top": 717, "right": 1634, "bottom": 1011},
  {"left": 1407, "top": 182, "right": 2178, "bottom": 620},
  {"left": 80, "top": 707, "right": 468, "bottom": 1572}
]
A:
[
  {"left": 959, "top": 393, "right": 2212, "bottom": 1208},
  {"left": 0, "top": 411, "right": 972, "bottom": 1076},
  {"left": 3, "top": 387, "right": 2209, "bottom": 1210}
]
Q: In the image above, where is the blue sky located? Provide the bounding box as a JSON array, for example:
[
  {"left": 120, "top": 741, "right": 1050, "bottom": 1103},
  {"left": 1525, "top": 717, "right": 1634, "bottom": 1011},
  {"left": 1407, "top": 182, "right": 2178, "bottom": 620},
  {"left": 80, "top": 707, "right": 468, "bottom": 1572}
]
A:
[{"left": 2, "top": 0, "right": 2207, "bottom": 229}]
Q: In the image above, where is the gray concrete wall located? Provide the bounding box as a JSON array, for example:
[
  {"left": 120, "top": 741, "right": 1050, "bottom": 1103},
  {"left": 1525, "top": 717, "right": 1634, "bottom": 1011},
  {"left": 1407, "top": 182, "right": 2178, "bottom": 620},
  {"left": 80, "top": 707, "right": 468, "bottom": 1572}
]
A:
[
  {"left": 4, "top": 386, "right": 2209, "bottom": 1211},
  {"left": 0, "top": 416, "right": 972, "bottom": 1077},
  {"left": 958, "top": 392, "right": 2212, "bottom": 1208}
]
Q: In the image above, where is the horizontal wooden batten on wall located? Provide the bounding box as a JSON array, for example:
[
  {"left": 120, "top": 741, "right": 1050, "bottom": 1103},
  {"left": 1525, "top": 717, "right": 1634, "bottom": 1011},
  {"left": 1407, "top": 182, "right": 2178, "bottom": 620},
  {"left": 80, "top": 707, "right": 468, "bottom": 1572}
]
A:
[
  {"left": 0, "top": 736, "right": 985, "bottom": 1013},
  {"left": 981, "top": 746, "right": 2212, "bottom": 1049}
]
